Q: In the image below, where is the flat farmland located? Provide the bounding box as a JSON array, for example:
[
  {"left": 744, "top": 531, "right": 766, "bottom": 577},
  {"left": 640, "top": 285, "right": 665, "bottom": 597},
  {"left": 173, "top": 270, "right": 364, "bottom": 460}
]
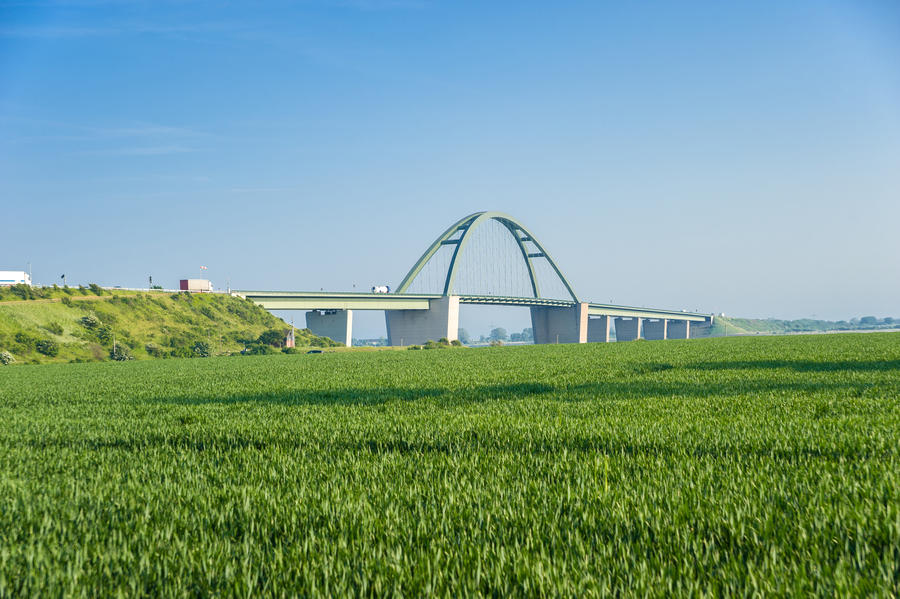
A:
[{"left": 1, "top": 333, "right": 898, "bottom": 597}]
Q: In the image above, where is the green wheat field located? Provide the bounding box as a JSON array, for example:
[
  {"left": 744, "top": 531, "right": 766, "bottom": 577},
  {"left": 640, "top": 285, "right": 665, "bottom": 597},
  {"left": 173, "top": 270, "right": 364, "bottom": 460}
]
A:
[{"left": 1, "top": 333, "right": 898, "bottom": 597}]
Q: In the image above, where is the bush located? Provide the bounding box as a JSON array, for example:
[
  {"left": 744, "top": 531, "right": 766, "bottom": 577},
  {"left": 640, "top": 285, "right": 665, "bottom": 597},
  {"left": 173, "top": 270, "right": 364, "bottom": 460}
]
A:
[
  {"left": 451, "top": 339, "right": 463, "bottom": 347},
  {"left": 281, "top": 347, "right": 299, "bottom": 355},
  {"left": 192, "top": 341, "right": 211, "bottom": 358},
  {"left": 44, "top": 322, "right": 64, "bottom": 335},
  {"left": 145, "top": 343, "right": 165, "bottom": 358},
  {"left": 9, "top": 284, "right": 34, "bottom": 300},
  {"left": 0, "top": 351, "right": 14, "bottom": 365},
  {"left": 35, "top": 339, "right": 60, "bottom": 357},
  {"left": 80, "top": 314, "right": 101, "bottom": 329},
  {"left": 61, "top": 296, "right": 73, "bottom": 306},
  {"left": 244, "top": 343, "right": 275, "bottom": 355},
  {"left": 95, "top": 326, "right": 113, "bottom": 344},
  {"left": 14, "top": 332, "right": 37, "bottom": 349},
  {"left": 407, "top": 345, "right": 422, "bottom": 350},
  {"left": 88, "top": 283, "right": 104, "bottom": 296},
  {"left": 257, "top": 329, "right": 286, "bottom": 348},
  {"left": 109, "top": 344, "right": 133, "bottom": 361},
  {"left": 169, "top": 347, "right": 194, "bottom": 359}
]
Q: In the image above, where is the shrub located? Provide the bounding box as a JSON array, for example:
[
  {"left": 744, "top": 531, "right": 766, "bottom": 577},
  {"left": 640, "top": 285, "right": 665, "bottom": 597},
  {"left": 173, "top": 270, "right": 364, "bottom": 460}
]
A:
[
  {"left": 258, "top": 329, "right": 286, "bottom": 348},
  {"left": 14, "top": 332, "right": 37, "bottom": 349},
  {"left": 281, "top": 347, "right": 299, "bottom": 355},
  {"left": 9, "top": 284, "right": 34, "bottom": 300},
  {"left": 145, "top": 343, "right": 165, "bottom": 358},
  {"left": 450, "top": 339, "right": 463, "bottom": 347},
  {"left": 407, "top": 345, "right": 422, "bottom": 350},
  {"left": 78, "top": 286, "right": 89, "bottom": 295},
  {"left": 88, "top": 283, "right": 104, "bottom": 296},
  {"left": 192, "top": 341, "right": 211, "bottom": 358},
  {"left": 95, "top": 326, "right": 113, "bottom": 344},
  {"left": 244, "top": 343, "right": 275, "bottom": 355},
  {"left": 0, "top": 351, "right": 14, "bottom": 365},
  {"left": 169, "top": 347, "right": 194, "bottom": 359},
  {"left": 44, "top": 322, "right": 64, "bottom": 335},
  {"left": 80, "top": 314, "right": 101, "bottom": 329},
  {"left": 61, "top": 296, "right": 73, "bottom": 306},
  {"left": 109, "top": 344, "right": 133, "bottom": 361},
  {"left": 35, "top": 339, "right": 60, "bottom": 357}
]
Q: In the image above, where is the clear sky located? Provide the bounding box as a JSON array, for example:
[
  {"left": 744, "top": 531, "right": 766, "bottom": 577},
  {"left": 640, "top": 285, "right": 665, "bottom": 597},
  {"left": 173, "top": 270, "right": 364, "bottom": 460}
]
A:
[{"left": 2, "top": 0, "right": 899, "bottom": 337}]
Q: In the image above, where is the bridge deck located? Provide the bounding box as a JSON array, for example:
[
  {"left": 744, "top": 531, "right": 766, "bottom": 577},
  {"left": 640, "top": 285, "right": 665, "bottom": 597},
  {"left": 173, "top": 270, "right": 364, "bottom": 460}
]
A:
[{"left": 234, "top": 291, "right": 711, "bottom": 322}]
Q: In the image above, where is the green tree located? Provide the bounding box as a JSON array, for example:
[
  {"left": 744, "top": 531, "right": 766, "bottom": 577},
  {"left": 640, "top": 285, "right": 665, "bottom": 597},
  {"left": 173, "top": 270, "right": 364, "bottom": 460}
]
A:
[
  {"left": 257, "top": 329, "right": 285, "bottom": 348},
  {"left": 489, "top": 327, "right": 508, "bottom": 342}
]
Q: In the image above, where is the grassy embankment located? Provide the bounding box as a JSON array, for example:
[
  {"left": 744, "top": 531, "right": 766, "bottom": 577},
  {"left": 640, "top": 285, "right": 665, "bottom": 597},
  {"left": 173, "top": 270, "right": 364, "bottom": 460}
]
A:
[
  {"left": 705, "top": 315, "right": 898, "bottom": 337},
  {"left": 0, "top": 332, "right": 897, "bottom": 596},
  {"left": 0, "top": 285, "right": 337, "bottom": 364}
]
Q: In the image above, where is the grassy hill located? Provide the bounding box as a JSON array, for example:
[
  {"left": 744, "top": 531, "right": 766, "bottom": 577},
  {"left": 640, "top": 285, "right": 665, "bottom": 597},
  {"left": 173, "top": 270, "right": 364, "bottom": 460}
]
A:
[
  {"left": 0, "top": 285, "right": 338, "bottom": 365},
  {"left": 702, "top": 315, "right": 899, "bottom": 337}
]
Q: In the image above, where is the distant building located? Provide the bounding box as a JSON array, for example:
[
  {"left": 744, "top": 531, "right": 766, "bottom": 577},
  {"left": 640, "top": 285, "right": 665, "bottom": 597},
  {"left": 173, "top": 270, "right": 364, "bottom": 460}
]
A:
[
  {"left": 285, "top": 329, "right": 295, "bottom": 348},
  {"left": 0, "top": 271, "right": 31, "bottom": 287},
  {"left": 179, "top": 279, "right": 213, "bottom": 293}
]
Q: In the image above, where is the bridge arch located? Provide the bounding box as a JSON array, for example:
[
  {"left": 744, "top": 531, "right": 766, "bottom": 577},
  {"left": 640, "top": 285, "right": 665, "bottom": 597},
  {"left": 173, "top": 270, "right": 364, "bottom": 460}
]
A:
[{"left": 395, "top": 211, "right": 579, "bottom": 302}]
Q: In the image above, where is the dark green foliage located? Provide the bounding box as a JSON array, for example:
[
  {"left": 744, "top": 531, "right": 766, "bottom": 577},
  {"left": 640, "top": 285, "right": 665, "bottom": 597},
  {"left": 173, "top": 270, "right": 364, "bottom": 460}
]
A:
[
  {"left": 9, "top": 284, "right": 35, "bottom": 300},
  {"left": 88, "top": 283, "right": 104, "bottom": 296},
  {"left": 244, "top": 343, "right": 275, "bottom": 355},
  {"left": 108, "top": 344, "right": 133, "bottom": 361},
  {"left": 145, "top": 343, "right": 165, "bottom": 358},
  {"left": 281, "top": 347, "right": 299, "bottom": 354},
  {"left": 80, "top": 314, "right": 101, "bottom": 329},
  {"left": 14, "top": 331, "right": 37, "bottom": 349},
  {"left": 35, "top": 339, "right": 59, "bottom": 357},
  {"left": 450, "top": 339, "right": 463, "bottom": 347},
  {"left": 257, "top": 329, "right": 286, "bottom": 348},
  {"left": 192, "top": 341, "right": 211, "bottom": 358},
  {"left": 61, "top": 296, "right": 73, "bottom": 306},
  {"left": 43, "top": 322, "right": 64, "bottom": 335}
]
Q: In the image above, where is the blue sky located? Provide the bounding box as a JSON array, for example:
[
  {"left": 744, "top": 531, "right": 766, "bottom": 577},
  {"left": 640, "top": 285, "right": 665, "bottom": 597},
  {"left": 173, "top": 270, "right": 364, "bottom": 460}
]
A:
[{"left": 2, "top": 0, "right": 899, "bottom": 337}]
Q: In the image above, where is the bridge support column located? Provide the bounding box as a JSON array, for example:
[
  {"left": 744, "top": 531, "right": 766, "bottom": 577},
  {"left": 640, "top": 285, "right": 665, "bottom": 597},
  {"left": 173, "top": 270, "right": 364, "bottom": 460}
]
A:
[
  {"left": 614, "top": 317, "right": 642, "bottom": 341},
  {"left": 668, "top": 320, "right": 690, "bottom": 339},
  {"left": 306, "top": 309, "right": 353, "bottom": 347},
  {"left": 531, "top": 303, "right": 588, "bottom": 344},
  {"left": 385, "top": 296, "right": 459, "bottom": 346},
  {"left": 643, "top": 319, "right": 668, "bottom": 341},
  {"left": 587, "top": 316, "right": 610, "bottom": 343}
]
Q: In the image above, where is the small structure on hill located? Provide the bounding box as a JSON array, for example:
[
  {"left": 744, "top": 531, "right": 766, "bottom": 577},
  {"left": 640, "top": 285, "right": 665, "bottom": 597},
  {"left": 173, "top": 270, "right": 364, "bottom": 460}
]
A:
[
  {"left": 285, "top": 328, "right": 295, "bottom": 348},
  {"left": 179, "top": 279, "right": 213, "bottom": 293}
]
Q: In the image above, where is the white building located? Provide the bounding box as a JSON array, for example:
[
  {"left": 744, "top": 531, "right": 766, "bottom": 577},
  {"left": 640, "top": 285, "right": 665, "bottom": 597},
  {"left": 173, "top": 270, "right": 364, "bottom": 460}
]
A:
[{"left": 0, "top": 271, "right": 31, "bottom": 287}]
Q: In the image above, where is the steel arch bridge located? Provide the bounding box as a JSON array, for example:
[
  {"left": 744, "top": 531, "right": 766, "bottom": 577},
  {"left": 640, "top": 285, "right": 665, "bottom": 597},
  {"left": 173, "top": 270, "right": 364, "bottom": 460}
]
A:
[
  {"left": 235, "top": 211, "right": 713, "bottom": 346},
  {"left": 395, "top": 211, "right": 579, "bottom": 302}
]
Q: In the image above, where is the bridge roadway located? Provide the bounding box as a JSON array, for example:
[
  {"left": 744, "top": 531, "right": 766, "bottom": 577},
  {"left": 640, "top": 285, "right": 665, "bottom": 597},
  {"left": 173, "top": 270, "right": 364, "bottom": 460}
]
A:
[{"left": 233, "top": 290, "right": 713, "bottom": 346}]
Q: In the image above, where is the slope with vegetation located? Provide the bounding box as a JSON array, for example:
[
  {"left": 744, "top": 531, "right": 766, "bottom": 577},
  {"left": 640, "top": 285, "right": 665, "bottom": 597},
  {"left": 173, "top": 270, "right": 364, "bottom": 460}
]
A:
[
  {"left": 0, "top": 285, "right": 337, "bottom": 365},
  {"left": 703, "top": 315, "right": 899, "bottom": 337}
]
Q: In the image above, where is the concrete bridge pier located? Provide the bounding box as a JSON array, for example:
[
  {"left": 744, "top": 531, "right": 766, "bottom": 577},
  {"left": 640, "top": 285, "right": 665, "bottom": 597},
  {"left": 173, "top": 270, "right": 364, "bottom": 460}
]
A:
[
  {"left": 306, "top": 309, "right": 353, "bottom": 346},
  {"left": 643, "top": 319, "right": 668, "bottom": 340},
  {"left": 530, "top": 303, "right": 588, "bottom": 344},
  {"left": 587, "top": 316, "right": 610, "bottom": 342},
  {"left": 614, "top": 317, "right": 642, "bottom": 341},
  {"left": 667, "top": 320, "right": 690, "bottom": 339},
  {"left": 385, "top": 296, "right": 459, "bottom": 346}
]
